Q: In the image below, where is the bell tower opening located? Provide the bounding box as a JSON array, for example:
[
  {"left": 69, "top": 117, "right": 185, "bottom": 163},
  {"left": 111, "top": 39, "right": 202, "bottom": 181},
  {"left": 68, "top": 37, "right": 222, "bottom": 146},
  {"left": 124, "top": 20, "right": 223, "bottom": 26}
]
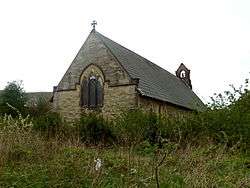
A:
[{"left": 176, "top": 63, "right": 192, "bottom": 89}]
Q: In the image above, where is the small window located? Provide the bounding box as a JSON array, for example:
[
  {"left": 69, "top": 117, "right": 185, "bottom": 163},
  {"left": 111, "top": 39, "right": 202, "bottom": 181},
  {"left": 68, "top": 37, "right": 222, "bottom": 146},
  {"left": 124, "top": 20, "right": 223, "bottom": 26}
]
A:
[
  {"left": 180, "top": 70, "right": 186, "bottom": 78},
  {"left": 80, "top": 76, "right": 103, "bottom": 108}
]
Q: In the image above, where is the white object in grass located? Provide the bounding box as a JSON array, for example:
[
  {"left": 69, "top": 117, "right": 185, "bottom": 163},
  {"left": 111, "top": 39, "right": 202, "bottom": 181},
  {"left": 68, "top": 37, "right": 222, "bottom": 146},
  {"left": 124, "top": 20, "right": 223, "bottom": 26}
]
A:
[{"left": 94, "top": 158, "right": 102, "bottom": 171}]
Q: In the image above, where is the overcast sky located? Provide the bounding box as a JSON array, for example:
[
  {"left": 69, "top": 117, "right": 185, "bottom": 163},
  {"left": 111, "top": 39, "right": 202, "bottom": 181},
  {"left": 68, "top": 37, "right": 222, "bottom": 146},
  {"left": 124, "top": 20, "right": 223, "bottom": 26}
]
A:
[{"left": 0, "top": 0, "right": 249, "bottom": 103}]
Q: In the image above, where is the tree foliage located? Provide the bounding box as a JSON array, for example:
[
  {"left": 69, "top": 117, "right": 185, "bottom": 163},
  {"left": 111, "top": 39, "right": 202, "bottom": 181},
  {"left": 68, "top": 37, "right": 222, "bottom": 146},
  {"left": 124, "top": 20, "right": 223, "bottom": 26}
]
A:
[{"left": 0, "top": 81, "right": 27, "bottom": 117}]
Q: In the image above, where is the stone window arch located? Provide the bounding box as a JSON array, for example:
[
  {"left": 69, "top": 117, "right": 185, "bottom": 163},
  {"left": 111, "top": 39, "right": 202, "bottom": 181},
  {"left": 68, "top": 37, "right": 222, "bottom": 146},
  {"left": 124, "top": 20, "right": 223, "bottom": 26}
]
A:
[{"left": 80, "top": 75, "right": 103, "bottom": 108}]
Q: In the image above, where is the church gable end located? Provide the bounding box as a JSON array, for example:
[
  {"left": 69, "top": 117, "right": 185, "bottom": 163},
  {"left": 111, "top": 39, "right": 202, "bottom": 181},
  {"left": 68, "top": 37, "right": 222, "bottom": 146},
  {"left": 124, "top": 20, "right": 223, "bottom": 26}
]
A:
[
  {"left": 56, "top": 30, "right": 131, "bottom": 92},
  {"left": 53, "top": 30, "right": 137, "bottom": 120}
]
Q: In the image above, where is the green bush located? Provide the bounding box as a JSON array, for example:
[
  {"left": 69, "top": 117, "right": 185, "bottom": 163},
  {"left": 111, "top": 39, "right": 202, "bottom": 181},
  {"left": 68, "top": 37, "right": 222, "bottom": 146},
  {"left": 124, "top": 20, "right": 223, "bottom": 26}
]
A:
[
  {"left": 27, "top": 96, "right": 64, "bottom": 138},
  {"left": 32, "top": 112, "right": 62, "bottom": 137},
  {"left": 113, "top": 85, "right": 249, "bottom": 149},
  {"left": 134, "top": 140, "right": 158, "bottom": 156},
  {"left": 206, "top": 95, "right": 250, "bottom": 148},
  {"left": 27, "top": 96, "right": 52, "bottom": 117},
  {"left": 0, "top": 81, "right": 27, "bottom": 117},
  {"left": 78, "top": 113, "right": 115, "bottom": 145},
  {"left": 115, "top": 109, "right": 162, "bottom": 146}
]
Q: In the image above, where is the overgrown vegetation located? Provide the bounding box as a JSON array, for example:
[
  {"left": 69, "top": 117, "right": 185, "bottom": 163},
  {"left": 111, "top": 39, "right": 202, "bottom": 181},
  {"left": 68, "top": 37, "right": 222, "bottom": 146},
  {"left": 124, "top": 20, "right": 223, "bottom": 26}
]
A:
[
  {"left": 79, "top": 113, "right": 115, "bottom": 145},
  {"left": 0, "top": 81, "right": 27, "bottom": 117},
  {"left": 0, "top": 115, "right": 249, "bottom": 187},
  {"left": 0, "top": 79, "right": 249, "bottom": 187}
]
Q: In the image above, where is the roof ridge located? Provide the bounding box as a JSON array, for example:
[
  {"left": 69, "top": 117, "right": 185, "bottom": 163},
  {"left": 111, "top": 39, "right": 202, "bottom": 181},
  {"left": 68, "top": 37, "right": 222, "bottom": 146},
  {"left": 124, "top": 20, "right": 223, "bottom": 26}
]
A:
[{"left": 95, "top": 31, "right": 181, "bottom": 80}]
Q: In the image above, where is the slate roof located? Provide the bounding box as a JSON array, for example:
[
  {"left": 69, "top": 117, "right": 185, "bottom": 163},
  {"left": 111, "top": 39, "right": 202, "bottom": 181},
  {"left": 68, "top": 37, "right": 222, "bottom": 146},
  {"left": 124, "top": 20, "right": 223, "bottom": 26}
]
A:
[
  {"left": 26, "top": 92, "right": 52, "bottom": 104},
  {"left": 57, "top": 30, "right": 205, "bottom": 111},
  {"left": 95, "top": 32, "right": 204, "bottom": 111}
]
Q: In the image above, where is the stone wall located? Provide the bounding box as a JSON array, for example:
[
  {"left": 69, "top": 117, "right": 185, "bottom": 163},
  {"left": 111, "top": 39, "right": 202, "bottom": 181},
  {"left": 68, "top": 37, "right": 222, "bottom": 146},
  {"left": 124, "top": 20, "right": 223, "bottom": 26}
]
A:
[
  {"left": 53, "top": 82, "right": 137, "bottom": 121},
  {"left": 53, "top": 61, "right": 137, "bottom": 121},
  {"left": 137, "top": 95, "right": 190, "bottom": 116},
  {"left": 102, "top": 84, "right": 137, "bottom": 118},
  {"left": 79, "top": 64, "right": 137, "bottom": 118},
  {"left": 53, "top": 89, "right": 81, "bottom": 121}
]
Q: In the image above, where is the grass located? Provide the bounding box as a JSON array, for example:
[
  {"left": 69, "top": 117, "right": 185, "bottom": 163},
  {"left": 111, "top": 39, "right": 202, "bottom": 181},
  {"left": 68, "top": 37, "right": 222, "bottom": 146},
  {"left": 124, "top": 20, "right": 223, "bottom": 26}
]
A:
[
  {"left": 0, "top": 111, "right": 249, "bottom": 188},
  {"left": 0, "top": 130, "right": 249, "bottom": 188}
]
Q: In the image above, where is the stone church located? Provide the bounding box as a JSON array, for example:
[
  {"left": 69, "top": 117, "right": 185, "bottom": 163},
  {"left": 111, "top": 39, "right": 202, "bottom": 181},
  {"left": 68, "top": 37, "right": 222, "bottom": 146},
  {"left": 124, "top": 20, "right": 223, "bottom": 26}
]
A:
[{"left": 51, "top": 23, "right": 204, "bottom": 120}]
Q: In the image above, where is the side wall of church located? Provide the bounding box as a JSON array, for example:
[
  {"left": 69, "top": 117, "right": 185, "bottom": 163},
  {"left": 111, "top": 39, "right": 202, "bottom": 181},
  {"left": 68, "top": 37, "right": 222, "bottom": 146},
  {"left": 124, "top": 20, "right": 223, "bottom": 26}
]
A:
[
  {"left": 102, "top": 84, "right": 137, "bottom": 117},
  {"left": 137, "top": 95, "right": 190, "bottom": 116}
]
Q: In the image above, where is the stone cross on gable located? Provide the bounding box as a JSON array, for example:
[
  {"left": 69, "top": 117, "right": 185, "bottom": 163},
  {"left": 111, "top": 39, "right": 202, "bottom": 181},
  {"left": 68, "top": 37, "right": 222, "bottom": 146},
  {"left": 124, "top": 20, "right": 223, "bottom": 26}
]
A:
[{"left": 91, "top": 20, "right": 97, "bottom": 30}]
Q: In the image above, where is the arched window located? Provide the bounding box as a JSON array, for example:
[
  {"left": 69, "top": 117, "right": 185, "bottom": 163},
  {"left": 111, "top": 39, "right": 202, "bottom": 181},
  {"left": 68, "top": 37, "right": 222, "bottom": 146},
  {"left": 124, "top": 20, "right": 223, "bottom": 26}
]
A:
[
  {"left": 80, "top": 76, "right": 103, "bottom": 108},
  {"left": 180, "top": 70, "right": 186, "bottom": 78}
]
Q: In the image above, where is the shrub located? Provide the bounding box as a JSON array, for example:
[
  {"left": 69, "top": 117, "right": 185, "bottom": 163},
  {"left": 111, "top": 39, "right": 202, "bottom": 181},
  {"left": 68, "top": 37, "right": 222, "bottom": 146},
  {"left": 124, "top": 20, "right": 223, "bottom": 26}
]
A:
[
  {"left": 115, "top": 109, "right": 162, "bottom": 146},
  {"left": 78, "top": 113, "right": 115, "bottom": 145},
  {"left": 200, "top": 80, "right": 250, "bottom": 148},
  {"left": 113, "top": 85, "right": 249, "bottom": 149},
  {"left": 32, "top": 112, "right": 62, "bottom": 138},
  {"left": 27, "top": 96, "right": 64, "bottom": 138},
  {"left": 27, "top": 96, "right": 52, "bottom": 117},
  {"left": 134, "top": 140, "right": 158, "bottom": 156}
]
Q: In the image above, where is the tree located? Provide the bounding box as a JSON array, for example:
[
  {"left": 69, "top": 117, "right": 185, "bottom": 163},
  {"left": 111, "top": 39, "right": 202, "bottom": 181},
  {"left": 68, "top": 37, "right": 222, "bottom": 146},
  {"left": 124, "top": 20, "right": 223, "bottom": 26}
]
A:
[{"left": 0, "top": 81, "right": 27, "bottom": 117}]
